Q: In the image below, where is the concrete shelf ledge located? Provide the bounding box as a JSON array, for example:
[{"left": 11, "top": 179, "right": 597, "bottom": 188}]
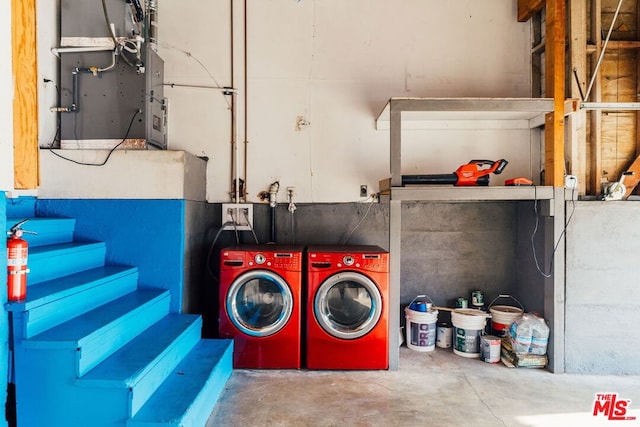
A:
[
  {"left": 39, "top": 150, "right": 206, "bottom": 201},
  {"left": 389, "top": 185, "right": 555, "bottom": 202}
]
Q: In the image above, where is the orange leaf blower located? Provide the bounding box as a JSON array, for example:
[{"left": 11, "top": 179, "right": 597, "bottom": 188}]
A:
[{"left": 402, "top": 159, "right": 508, "bottom": 186}]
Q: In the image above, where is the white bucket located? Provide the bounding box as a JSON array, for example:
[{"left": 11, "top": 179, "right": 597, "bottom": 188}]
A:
[
  {"left": 451, "top": 308, "right": 490, "bottom": 358},
  {"left": 488, "top": 295, "right": 524, "bottom": 337},
  {"left": 405, "top": 306, "right": 439, "bottom": 352}
]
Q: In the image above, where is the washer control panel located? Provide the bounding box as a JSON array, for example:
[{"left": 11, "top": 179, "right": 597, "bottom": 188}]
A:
[{"left": 308, "top": 249, "right": 388, "bottom": 272}]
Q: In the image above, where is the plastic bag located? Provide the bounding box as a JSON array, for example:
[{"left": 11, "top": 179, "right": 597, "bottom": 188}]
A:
[{"left": 509, "top": 313, "right": 549, "bottom": 355}]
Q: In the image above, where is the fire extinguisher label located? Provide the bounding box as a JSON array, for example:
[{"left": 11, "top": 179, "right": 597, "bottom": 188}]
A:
[{"left": 7, "top": 248, "right": 28, "bottom": 266}]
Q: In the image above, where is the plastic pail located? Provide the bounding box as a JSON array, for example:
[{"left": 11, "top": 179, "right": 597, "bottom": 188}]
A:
[
  {"left": 451, "top": 308, "right": 489, "bottom": 358},
  {"left": 488, "top": 295, "right": 524, "bottom": 336},
  {"left": 405, "top": 306, "right": 438, "bottom": 352}
]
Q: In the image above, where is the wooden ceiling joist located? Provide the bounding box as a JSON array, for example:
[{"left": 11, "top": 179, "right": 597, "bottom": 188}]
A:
[{"left": 518, "top": 0, "right": 545, "bottom": 23}]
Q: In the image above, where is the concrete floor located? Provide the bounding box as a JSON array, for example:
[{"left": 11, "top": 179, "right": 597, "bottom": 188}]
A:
[{"left": 207, "top": 346, "right": 640, "bottom": 427}]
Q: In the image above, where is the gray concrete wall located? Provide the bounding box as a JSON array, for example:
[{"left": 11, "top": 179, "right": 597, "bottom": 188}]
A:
[
  {"left": 183, "top": 201, "right": 219, "bottom": 316},
  {"left": 400, "top": 202, "right": 518, "bottom": 310},
  {"left": 565, "top": 202, "right": 640, "bottom": 374},
  {"left": 183, "top": 202, "right": 221, "bottom": 337},
  {"left": 515, "top": 201, "right": 552, "bottom": 316}
]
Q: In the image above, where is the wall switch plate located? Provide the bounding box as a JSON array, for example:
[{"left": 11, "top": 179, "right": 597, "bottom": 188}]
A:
[{"left": 222, "top": 203, "right": 253, "bottom": 230}]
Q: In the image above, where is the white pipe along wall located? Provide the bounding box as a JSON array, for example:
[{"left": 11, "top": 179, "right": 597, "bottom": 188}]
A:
[{"left": 35, "top": 1, "right": 531, "bottom": 203}]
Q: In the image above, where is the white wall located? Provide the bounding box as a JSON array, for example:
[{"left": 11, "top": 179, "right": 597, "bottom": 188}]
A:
[
  {"left": 36, "top": 1, "right": 531, "bottom": 202},
  {"left": 159, "top": 0, "right": 531, "bottom": 202},
  {"left": 0, "top": 0, "right": 14, "bottom": 190}
]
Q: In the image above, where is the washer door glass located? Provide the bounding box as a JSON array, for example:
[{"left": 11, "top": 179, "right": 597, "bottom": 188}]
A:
[
  {"left": 314, "top": 271, "right": 382, "bottom": 340},
  {"left": 227, "top": 270, "right": 293, "bottom": 337}
]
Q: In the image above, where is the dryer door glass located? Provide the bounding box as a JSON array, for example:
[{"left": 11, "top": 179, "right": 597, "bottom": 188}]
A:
[
  {"left": 314, "top": 271, "right": 382, "bottom": 340},
  {"left": 227, "top": 270, "right": 293, "bottom": 337}
]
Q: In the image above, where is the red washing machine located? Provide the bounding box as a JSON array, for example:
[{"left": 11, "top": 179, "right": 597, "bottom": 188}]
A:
[
  {"left": 219, "top": 245, "right": 304, "bottom": 368},
  {"left": 306, "top": 245, "right": 389, "bottom": 370}
]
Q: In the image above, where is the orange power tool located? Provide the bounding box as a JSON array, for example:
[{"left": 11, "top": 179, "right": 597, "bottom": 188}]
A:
[{"left": 402, "top": 159, "right": 508, "bottom": 186}]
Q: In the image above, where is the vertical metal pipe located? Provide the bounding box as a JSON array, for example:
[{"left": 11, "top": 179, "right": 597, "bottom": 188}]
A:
[
  {"left": 243, "top": 0, "right": 249, "bottom": 202},
  {"left": 270, "top": 206, "right": 276, "bottom": 242},
  {"left": 232, "top": 91, "right": 240, "bottom": 205},
  {"left": 230, "top": 0, "right": 238, "bottom": 203}
]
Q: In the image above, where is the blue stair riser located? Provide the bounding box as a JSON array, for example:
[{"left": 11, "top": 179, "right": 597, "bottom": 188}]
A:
[
  {"left": 6, "top": 217, "right": 76, "bottom": 248},
  {"left": 23, "top": 267, "right": 139, "bottom": 339},
  {"left": 15, "top": 345, "right": 134, "bottom": 427},
  {"left": 77, "top": 292, "right": 171, "bottom": 377},
  {"left": 28, "top": 242, "right": 107, "bottom": 285},
  {"left": 80, "top": 315, "right": 203, "bottom": 418},
  {"left": 127, "top": 339, "right": 234, "bottom": 427}
]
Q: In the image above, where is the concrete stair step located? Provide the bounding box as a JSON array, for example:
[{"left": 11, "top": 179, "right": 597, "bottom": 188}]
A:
[
  {"left": 80, "top": 313, "right": 203, "bottom": 418},
  {"left": 127, "top": 339, "right": 233, "bottom": 427},
  {"left": 23, "top": 289, "right": 170, "bottom": 377},
  {"left": 6, "top": 265, "right": 139, "bottom": 339}
]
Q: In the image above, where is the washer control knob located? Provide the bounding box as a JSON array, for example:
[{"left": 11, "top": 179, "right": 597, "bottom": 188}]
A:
[
  {"left": 255, "top": 254, "right": 266, "bottom": 264},
  {"left": 343, "top": 255, "right": 355, "bottom": 266}
]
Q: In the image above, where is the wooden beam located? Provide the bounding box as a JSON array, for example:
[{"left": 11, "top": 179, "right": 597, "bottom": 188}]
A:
[
  {"left": 12, "top": 0, "right": 39, "bottom": 190},
  {"left": 531, "top": 13, "right": 543, "bottom": 97},
  {"left": 636, "top": 0, "right": 640, "bottom": 189},
  {"left": 590, "top": 0, "right": 603, "bottom": 195},
  {"left": 622, "top": 155, "right": 640, "bottom": 199},
  {"left": 544, "top": 0, "right": 566, "bottom": 187},
  {"left": 518, "top": 0, "right": 546, "bottom": 22},
  {"left": 568, "top": 0, "right": 588, "bottom": 194},
  {"left": 587, "top": 41, "right": 640, "bottom": 55}
]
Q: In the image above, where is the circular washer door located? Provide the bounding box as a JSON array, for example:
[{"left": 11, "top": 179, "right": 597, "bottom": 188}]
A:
[
  {"left": 314, "top": 271, "right": 382, "bottom": 340},
  {"left": 226, "top": 270, "right": 293, "bottom": 337}
]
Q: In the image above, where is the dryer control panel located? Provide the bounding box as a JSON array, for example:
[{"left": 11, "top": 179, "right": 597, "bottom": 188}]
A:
[
  {"left": 221, "top": 247, "right": 303, "bottom": 272},
  {"left": 308, "top": 250, "right": 388, "bottom": 273}
]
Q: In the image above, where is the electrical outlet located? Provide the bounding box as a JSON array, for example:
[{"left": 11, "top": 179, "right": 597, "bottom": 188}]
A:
[
  {"left": 222, "top": 203, "right": 253, "bottom": 230},
  {"left": 286, "top": 187, "right": 296, "bottom": 198},
  {"left": 564, "top": 175, "right": 578, "bottom": 189},
  {"left": 360, "top": 185, "right": 368, "bottom": 197}
]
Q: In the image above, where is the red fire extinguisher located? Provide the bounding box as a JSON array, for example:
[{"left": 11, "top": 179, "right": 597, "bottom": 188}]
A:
[{"left": 7, "top": 219, "right": 34, "bottom": 302}]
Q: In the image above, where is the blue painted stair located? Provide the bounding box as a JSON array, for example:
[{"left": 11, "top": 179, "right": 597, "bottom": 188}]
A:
[{"left": 5, "top": 213, "right": 233, "bottom": 427}]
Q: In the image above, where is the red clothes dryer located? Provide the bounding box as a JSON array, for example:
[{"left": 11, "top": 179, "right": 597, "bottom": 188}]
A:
[
  {"left": 219, "top": 245, "right": 304, "bottom": 368},
  {"left": 306, "top": 245, "right": 389, "bottom": 370}
]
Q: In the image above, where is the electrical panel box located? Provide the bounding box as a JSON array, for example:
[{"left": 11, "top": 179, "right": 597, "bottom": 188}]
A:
[{"left": 58, "top": 0, "right": 166, "bottom": 149}]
